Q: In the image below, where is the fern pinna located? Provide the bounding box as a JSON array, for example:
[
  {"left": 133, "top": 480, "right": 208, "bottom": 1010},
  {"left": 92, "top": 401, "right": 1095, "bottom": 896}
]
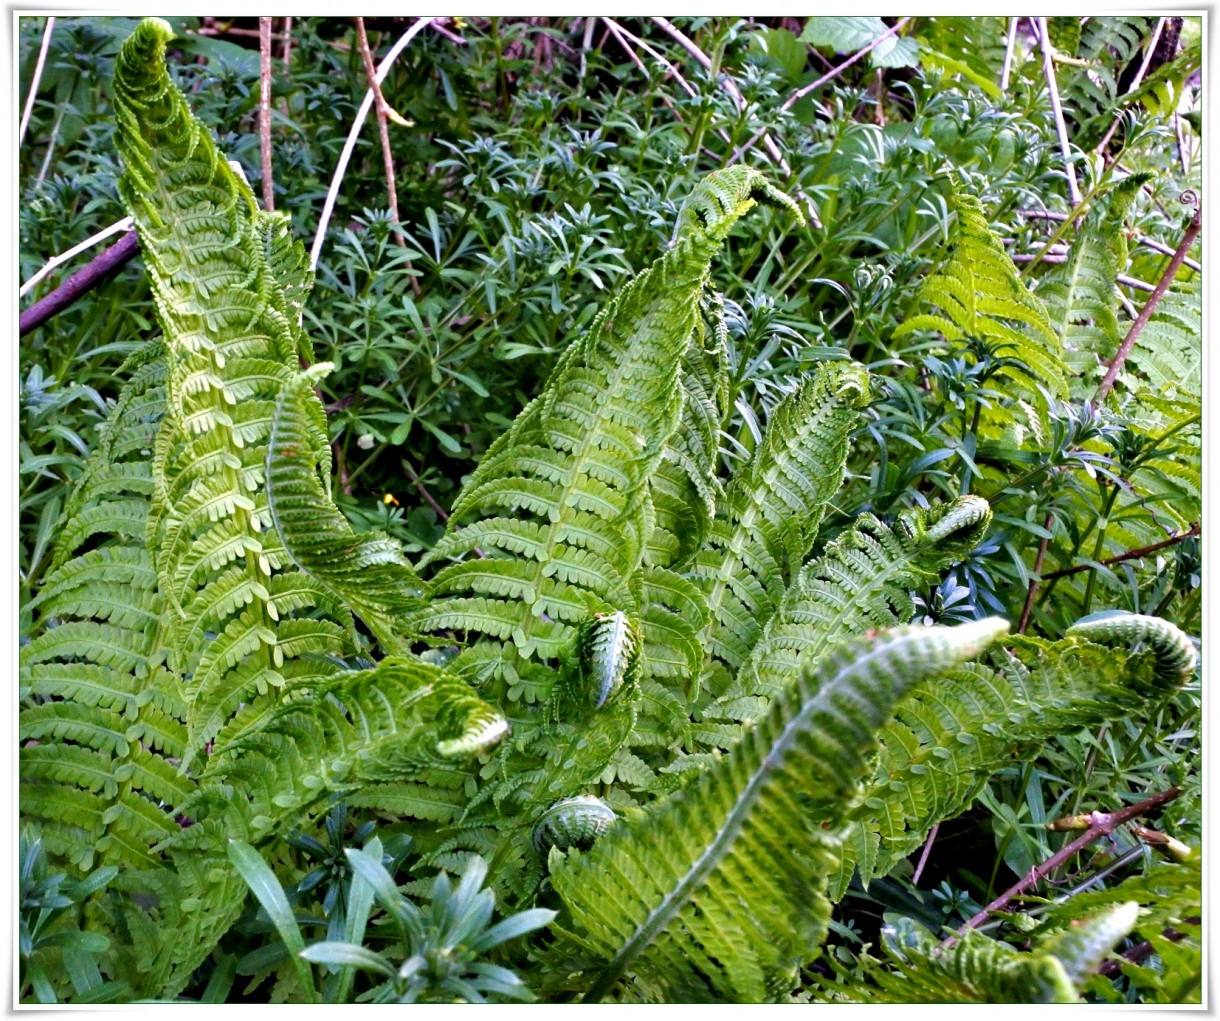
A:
[{"left": 18, "top": 18, "right": 1198, "bottom": 1005}]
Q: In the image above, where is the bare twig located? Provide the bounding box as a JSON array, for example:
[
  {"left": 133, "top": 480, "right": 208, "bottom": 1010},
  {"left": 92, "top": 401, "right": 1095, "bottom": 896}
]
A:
[
  {"left": 603, "top": 18, "right": 698, "bottom": 99},
  {"left": 1009, "top": 253, "right": 1158, "bottom": 292},
  {"left": 20, "top": 229, "right": 140, "bottom": 336},
  {"left": 953, "top": 787, "right": 1181, "bottom": 940},
  {"left": 259, "top": 18, "right": 275, "bottom": 211},
  {"left": 913, "top": 822, "right": 939, "bottom": 886},
  {"left": 650, "top": 17, "right": 792, "bottom": 178},
  {"left": 311, "top": 17, "right": 435, "bottom": 271},
  {"left": 1094, "top": 17, "right": 1166, "bottom": 156},
  {"left": 282, "top": 16, "right": 293, "bottom": 72},
  {"left": 20, "top": 16, "right": 56, "bottom": 145},
  {"left": 428, "top": 19, "right": 468, "bottom": 46},
  {"left": 1018, "top": 512, "right": 1055, "bottom": 634},
  {"left": 1036, "top": 17, "right": 1082, "bottom": 205},
  {"left": 1174, "top": 111, "right": 1191, "bottom": 175},
  {"left": 1138, "top": 234, "right": 1201, "bottom": 273},
  {"left": 21, "top": 216, "right": 134, "bottom": 298},
  {"left": 733, "top": 18, "right": 912, "bottom": 171},
  {"left": 1039, "top": 524, "right": 1200, "bottom": 582},
  {"left": 401, "top": 462, "right": 450, "bottom": 522},
  {"left": 35, "top": 105, "right": 65, "bottom": 189},
  {"left": 1095, "top": 208, "right": 1201, "bottom": 404},
  {"left": 1000, "top": 16, "right": 1019, "bottom": 92},
  {"left": 1097, "top": 918, "right": 1199, "bottom": 978},
  {"left": 354, "top": 17, "right": 420, "bottom": 294},
  {"left": 579, "top": 16, "right": 595, "bottom": 81}
]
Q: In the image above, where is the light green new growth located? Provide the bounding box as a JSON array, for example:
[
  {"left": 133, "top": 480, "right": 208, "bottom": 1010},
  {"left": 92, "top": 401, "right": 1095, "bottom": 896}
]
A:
[
  {"left": 551, "top": 619, "right": 1009, "bottom": 1003},
  {"left": 18, "top": 17, "right": 1200, "bottom": 1007},
  {"left": 895, "top": 188, "right": 1068, "bottom": 399},
  {"left": 852, "top": 903, "right": 1140, "bottom": 1003}
]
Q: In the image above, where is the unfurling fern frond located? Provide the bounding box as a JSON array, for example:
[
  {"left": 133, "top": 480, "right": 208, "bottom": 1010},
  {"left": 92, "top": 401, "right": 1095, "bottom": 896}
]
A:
[
  {"left": 548, "top": 618, "right": 1008, "bottom": 1003},
  {"left": 688, "top": 362, "right": 871, "bottom": 684},
  {"left": 415, "top": 166, "right": 802, "bottom": 685},
  {"left": 192, "top": 657, "right": 504, "bottom": 843},
  {"left": 831, "top": 612, "right": 1197, "bottom": 897},
  {"left": 844, "top": 904, "right": 1139, "bottom": 1003},
  {"left": 267, "top": 364, "right": 426, "bottom": 652},
  {"left": 732, "top": 495, "right": 991, "bottom": 704},
  {"left": 1038, "top": 175, "right": 1147, "bottom": 393},
  {"left": 895, "top": 189, "right": 1067, "bottom": 400}
]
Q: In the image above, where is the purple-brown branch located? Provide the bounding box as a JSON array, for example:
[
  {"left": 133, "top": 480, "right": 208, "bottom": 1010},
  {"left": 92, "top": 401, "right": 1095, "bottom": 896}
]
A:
[
  {"left": 20, "top": 229, "right": 140, "bottom": 336},
  {"left": 1040, "top": 524, "right": 1200, "bottom": 583},
  {"left": 1095, "top": 209, "right": 1202, "bottom": 405},
  {"left": 952, "top": 786, "right": 1181, "bottom": 941}
]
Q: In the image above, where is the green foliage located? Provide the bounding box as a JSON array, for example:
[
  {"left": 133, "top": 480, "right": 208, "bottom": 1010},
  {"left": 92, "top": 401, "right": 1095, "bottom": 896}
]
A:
[
  {"left": 844, "top": 903, "right": 1140, "bottom": 1003},
  {"left": 894, "top": 188, "right": 1067, "bottom": 402},
  {"left": 548, "top": 619, "right": 1008, "bottom": 1003},
  {"left": 301, "top": 852, "right": 554, "bottom": 1003},
  {"left": 20, "top": 829, "right": 130, "bottom": 1003},
  {"left": 18, "top": 14, "right": 1201, "bottom": 1008}
]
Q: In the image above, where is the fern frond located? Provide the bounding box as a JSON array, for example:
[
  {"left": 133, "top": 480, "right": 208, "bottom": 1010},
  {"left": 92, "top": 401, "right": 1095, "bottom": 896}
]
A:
[
  {"left": 267, "top": 364, "right": 426, "bottom": 652},
  {"left": 852, "top": 904, "right": 1138, "bottom": 1003},
  {"left": 418, "top": 166, "right": 801, "bottom": 689},
  {"left": 1038, "top": 176, "right": 1146, "bottom": 392},
  {"left": 895, "top": 190, "right": 1067, "bottom": 399},
  {"left": 688, "top": 362, "right": 871, "bottom": 682},
  {"left": 549, "top": 618, "right": 1007, "bottom": 1003},
  {"left": 832, "top": 612, "right": 1196, "bottom": 895},
  {"left": 734, "top": 496, "right": 991, "bottom": 705},
  {"left": 1127, "top": 276, "right": 1201, "bottom": 396}
]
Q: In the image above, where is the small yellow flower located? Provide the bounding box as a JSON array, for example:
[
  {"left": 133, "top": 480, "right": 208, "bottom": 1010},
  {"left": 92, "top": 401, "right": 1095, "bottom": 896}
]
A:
[
  {"left": 452, "top": 16, "right": 467, "bottom": 30},
  {"left": 383, "top": 493, "right": 400, "bottom": 506}
]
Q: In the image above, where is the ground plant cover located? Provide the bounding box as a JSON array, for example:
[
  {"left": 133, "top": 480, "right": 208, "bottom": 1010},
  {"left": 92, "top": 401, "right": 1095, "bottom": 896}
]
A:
[{"left": 18, "top": 15, "right": 1202, "bottom": 1005}]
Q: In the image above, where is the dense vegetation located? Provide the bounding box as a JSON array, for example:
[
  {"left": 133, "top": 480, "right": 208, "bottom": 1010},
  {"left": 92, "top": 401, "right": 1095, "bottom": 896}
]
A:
[{"left": 19, "top": 16, "right": 1202, "bottom": 1004}]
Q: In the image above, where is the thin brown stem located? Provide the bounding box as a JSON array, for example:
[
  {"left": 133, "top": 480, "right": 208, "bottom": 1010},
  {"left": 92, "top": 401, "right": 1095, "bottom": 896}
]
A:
[
  {"left": 650, "top": 17, "right": 791, "bottom": 176},
  {"left": 1039, "top": 524, "right": 1200, "bottom": 582},
  {"left": 733, "top": 18, "right": 911, "bottom": 167},
  {"left": 952, "top": 786, "right": 1181, "bottom": 940},
  {"left": 1018, "top": 512, "right": 1055, "bottom": 634},
  {"left": 1095, "top": 209, "right": 1201, "bottom": 404},
  {"left": 353, "top": 20, "right": 412, "bottom": 256},
  {"left": 401, "top": 462, "right": 449, "bottom": 522},
  {"left": 259, "top": 18, "right": 275, "bottom": 211},
  {"left": 281, "top": 16, "right": 294, "bottom": 72}
]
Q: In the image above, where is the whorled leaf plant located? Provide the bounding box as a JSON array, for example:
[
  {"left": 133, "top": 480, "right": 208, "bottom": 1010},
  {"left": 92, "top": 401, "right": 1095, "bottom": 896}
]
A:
[{"left": 17, "top": 18, "right": 1198, "bottom": 1005}]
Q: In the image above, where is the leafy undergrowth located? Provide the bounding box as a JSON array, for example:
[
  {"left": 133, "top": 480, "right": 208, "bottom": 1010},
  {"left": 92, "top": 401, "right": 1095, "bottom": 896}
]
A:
[{"left": 19, "top": 15, "right": 1201, "bottom": 1005}]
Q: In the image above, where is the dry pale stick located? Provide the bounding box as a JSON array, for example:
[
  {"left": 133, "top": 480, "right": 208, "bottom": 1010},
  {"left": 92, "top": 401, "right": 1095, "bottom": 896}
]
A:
[
  {"left": 1000, "top": 16, "right": 1019, "bottom": 92},
  {"left": 1094, "top": 17, "right": 1167, "bottom": 156},
  {"left": 20, "top": 216, "right": 134, "bottom": 298},
  {"left": 20, "top": 16, "right": 56, "bottom": 145},
  {"left": 1036, "top": 17, "right": 1082, "bottom": 206},
  {"left": 310, "top": 17, "right": 436, "bottom": 271}
]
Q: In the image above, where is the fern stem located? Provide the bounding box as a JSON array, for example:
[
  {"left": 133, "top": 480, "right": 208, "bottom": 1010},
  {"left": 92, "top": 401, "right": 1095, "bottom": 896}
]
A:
[{"left": 1094, "top": 208, "right": 1202, "bottom": 404}]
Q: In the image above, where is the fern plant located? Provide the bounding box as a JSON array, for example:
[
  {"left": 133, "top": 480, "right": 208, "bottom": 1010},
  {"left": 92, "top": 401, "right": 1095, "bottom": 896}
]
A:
[{"left": 18, "top": 19, "right": 1198, "bottom": 1005}]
